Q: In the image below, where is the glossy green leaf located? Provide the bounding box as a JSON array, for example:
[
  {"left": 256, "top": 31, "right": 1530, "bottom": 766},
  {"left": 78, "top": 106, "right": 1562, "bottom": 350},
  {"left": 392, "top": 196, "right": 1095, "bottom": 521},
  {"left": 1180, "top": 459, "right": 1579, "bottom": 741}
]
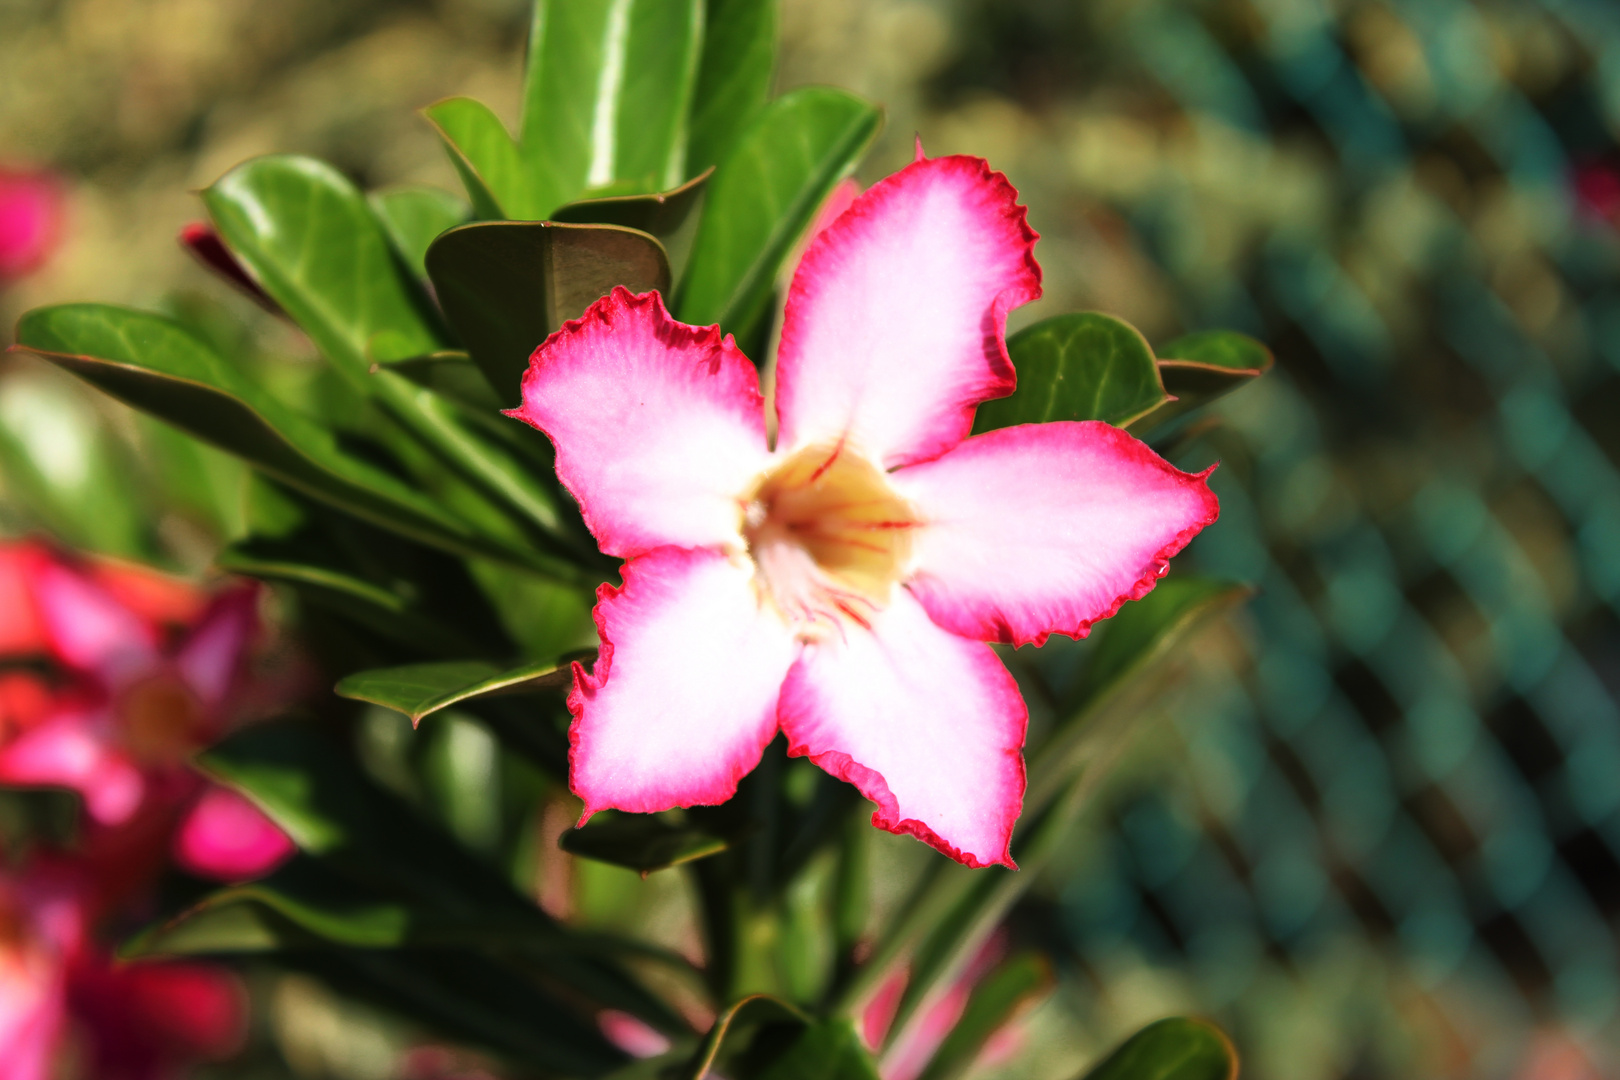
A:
[
  {"left": 914, "top": 952, "right": 1052, "bottom": 1080},
  {"left": 202, "top": 155, "right": 444, "bottom": 384},
  {"left": 685, "top": 995, "right": 809, "bottom": 1080},
  {"left": 1130, "top": 330, "right": 1273, "bottom": 435},
  {"left": 520, "top": 0, "right": 706, "bottom": 212},
  {"left": 975, "top": 313, "right": 1168, "bottom": 432},
  {"left": 560, "top": 813, "right": 733, "bottom": 873},
  {"left": 10, "top": 305, "right": 509, "bottom": 563},
  {"left": 385, "top": 351, "right": 501, "bottom": 413},
  {"left": 426, "top": 220, "right": 671, "bottom": 398},
  {"left": 422, "top": 97, "right": 533, "bottom": 219},
  {"left": 369, "top": 185, "right": 472, "bottom": 278},
  {"left": 550, "top": 168, "right": 712, "bottom": 238},
  {"left": 335, "top": 657, "right": 577, "bottom": 726},
  {"left": 1078, "top": 1018, "right": 1237, "bottom": 1080},
  {"left": 676, "top": 88, "right": 881, "bottom": 340},
  {"left": 687, "top": 0, "right": 777, "bottom": 176}
]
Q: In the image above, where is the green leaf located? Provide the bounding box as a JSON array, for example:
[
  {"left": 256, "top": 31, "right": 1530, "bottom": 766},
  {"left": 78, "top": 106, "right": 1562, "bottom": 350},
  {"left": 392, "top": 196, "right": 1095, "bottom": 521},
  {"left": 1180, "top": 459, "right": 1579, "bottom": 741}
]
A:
[
  {"left": 334, "top": 657, "right": 578, "bottom": 726},
  {"left": 10, "top": 305, "right": 508, "bottom": 563},
  {"left": 1078, "top": 1018, "right": 1237, "bottom": 1080},
  {"left": 1129, "top": 330, "right": 1272, "bottom": 436},
  {"left": 202, "top": 155, "right": 444, "bottom": 384},
  {"left": 685, "top": 995, "right": 809, "bottom": 1080},
  {"left": 676, "top": 88, "right": 881, "bottom": 340},
  {"left": 1067, "top": 576, "right": 1251, "bottom": 716},
  {"left": 369, "top": 185, "right": 472, "bottom": 279},
  {"left": 560, "top": 813, "right": 734, "bottom": 873},
  {"left": 422, "top": 97, "right": 533, "bottom": 219},
  {"left": 975, "top": 313, "right": 1168, "bottom": 432},
  {"left": 751, "top": 1021, "right": 880, "bottom": 1080},
  {"left": 686, "top": 0, "right": 777, "bottom": 176},
  {"left": 914, "top": 952, "right": 1052, "bottom": 1080},
  {"left": 198, "top": 720, "right": 688, "bottom": 1032},
  {"left": 520, "top": 0, "right": 706, "bottom": 212},
  {"left": 385, "top": 351, "right": 502, "bottom": 414},
  {"left": 550, "top": 167, "right": 712, "bottom": 238},
  {"left": 425, "top": 220, "right": 671, "bottom": 398}
]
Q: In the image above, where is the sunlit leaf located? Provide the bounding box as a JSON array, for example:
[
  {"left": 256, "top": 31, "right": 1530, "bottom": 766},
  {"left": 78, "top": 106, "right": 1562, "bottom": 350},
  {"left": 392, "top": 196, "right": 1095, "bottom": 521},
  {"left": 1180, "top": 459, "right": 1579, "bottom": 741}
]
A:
[
  {"left": 422, "top": 97, "right": 532, "bottom": 219},
  {"left": 1077, "top": 1018, "right": 1237, "bottom": 1080},
  {"left": 10, "top": 305, "right": 513, "bottom": 563},
  {"left": 202, "top": 155, "right": 444, "bottom": 384},
  {"left": 520, "top": 0, "right": 706, "bottom": 212},
  {"left": 686, "top": 0, "right": 776, "bottom": 177},
  {"left": 335, "top": 657, "right": 578, "bottom": 726},
  {"left": 676, "top": 88, "right": 881, "bottom": 342},
  {"left": 560, "top": 813, "right": 734, "bottom": 873},
  {"left": 975, "top": 313, "right": 1169, "bottom": 432},
  {"left": 425, "top": 220, "right": 670, "bottom": 399},
  {"left": 369, "top": 185, "right": 472, "bottom": 278}
]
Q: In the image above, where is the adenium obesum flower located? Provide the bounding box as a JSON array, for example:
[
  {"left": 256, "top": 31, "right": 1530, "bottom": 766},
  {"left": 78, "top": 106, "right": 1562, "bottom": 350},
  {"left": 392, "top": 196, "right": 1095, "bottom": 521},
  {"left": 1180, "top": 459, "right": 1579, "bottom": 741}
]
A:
[
  {"left": 0, "top": 168, "right": 65, "bottom": 281},
  {"left": 510, "top": 152, "right": 1218, "bottom": 868},
  {"left": 0, "top": 540, "right": 294, "bottom": 883},
  {"left": 0, "top": 854, "right": 245, "bottom": 1080}
]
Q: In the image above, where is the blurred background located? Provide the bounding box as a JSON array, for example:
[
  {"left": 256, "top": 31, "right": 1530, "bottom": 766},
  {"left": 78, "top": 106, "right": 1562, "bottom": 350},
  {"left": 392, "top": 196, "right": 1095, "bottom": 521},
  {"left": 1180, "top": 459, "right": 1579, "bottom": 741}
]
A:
[{"left": 3, "top": 0, "right": 1619, "bottom": 1077}]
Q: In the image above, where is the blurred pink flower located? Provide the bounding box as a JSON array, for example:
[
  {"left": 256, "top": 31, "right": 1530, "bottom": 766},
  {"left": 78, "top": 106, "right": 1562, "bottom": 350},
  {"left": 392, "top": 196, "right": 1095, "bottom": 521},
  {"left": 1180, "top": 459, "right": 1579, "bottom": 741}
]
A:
[
  {"left": 0, "top": 169, "right": 65, "bottom": 281},
  {"left": 0, "top": 854, "right": 245, "bottom": 1080},
  {"left": 0, "top": 540, "right": 293, "bottom": 883}
]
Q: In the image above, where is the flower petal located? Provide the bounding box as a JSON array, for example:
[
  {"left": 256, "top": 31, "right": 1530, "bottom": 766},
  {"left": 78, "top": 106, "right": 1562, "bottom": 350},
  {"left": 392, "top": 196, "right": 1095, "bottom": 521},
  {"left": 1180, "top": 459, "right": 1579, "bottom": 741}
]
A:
[
  {"left": 0, "top": 712, "right": 145, "bottom": 825},
  {"left": 34, "top": 561, "right": 158, "bottom": 681},
  {"left": 507, "top": 288, "right": 771, "bottom": 559},
  {"left": 173, "top": 785, "right": 295, "bottom": 884},
  {"left": 778, "top": 590, "right": 1026, "bottom": 868},
  {"left": 570, "top": 547, "right": 799, "bottom": 817},
  {"left": 0, "top": 542, "right": 48, "bottom": 656},
  {"left": 893, "top": 422, "right": 1220, "bottom": 647},
  {"left": 774, "top": 155, "right": 1041, "bottom": 469},
  {"left": 176, "top": 587, "right": 259, "bottom": 708}
]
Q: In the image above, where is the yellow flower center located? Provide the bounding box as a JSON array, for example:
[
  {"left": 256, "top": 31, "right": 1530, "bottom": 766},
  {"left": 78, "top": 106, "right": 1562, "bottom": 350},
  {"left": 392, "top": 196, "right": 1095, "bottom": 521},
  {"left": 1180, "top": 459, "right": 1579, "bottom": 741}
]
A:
[{"left": 742, "top": 442, "right": 919, "bottom": 638}]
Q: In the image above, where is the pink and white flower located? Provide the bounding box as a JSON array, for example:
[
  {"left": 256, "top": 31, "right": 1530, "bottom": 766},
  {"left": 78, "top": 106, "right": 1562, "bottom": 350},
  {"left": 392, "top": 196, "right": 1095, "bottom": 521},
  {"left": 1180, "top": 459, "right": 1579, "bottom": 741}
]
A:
[{"left": 509, "top": 153, "right": 1219, "bottom": 868}]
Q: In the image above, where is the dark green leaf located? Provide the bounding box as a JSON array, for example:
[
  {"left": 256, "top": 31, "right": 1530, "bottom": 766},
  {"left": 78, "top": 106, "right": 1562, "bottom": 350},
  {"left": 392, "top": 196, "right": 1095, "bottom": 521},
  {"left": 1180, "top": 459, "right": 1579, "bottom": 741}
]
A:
[
  {"left": 1078, "top": 1018, "right": 1237, "bottom": 1080},
  {"left": 422, "top": 97, "right": 533, "bottom": 219},
  {"left": 975, "top": 313, "right": 1168, "bottom": 432},
  {"left": 203, "top": 155, "right": 444, "bottom": 384},
  {"left": 915, "top": 953, "right": 1052, "bottom": 1080},
  {"left": 369, "top": 185, "right": 472, "bottom": 279},
  {"left": 1129, "top": 331, "right": 1272, "bottom": 435},
  {"left": 1068, "top": 576, "right": 1251, "bottom": 715},
  {"left": 676, "top": 88, "right": 880, "bottom": 340},
  {"left": 9, "top": 305, "right": 507, "bottom": 563},
  {"left": 335, "top": 657, "right": 577, "bottom": 726},
  {"left": 687, "top": 0, "right": 777, "bottom": 177},
  {"left": 520, "top": 0, "right": 706, "bottom": 213},
  {"left": 385, "top": 351, "right": 502, "bottom": 414},
  {"left": 750, "top": 1021, "right": 879, "bottom": 1080},
  {"left": 551, "top": 168, "right": 712, "bottom": 238},
  {"left": 426, "top": 220, "right": 670, "bottom": 398},
  {"left": 198, "top": 720, "right": 688, "bottom": 1032},
  {"left": 560, "top": 813, "right": 734, "bottom": 873},
  {"left": 684, "top": 995, "right": 809, "bottom": 1080},
  {"left": 290, "top": 950, "right": 630, "bottom": 1075}
]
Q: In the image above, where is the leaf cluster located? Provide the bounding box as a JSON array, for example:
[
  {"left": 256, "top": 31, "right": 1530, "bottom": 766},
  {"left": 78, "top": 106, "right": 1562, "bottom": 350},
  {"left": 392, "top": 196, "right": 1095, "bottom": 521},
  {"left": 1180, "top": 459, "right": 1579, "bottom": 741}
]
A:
[{"left": 4, "top": 2, "right": 1266, "bottom": 1077}]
